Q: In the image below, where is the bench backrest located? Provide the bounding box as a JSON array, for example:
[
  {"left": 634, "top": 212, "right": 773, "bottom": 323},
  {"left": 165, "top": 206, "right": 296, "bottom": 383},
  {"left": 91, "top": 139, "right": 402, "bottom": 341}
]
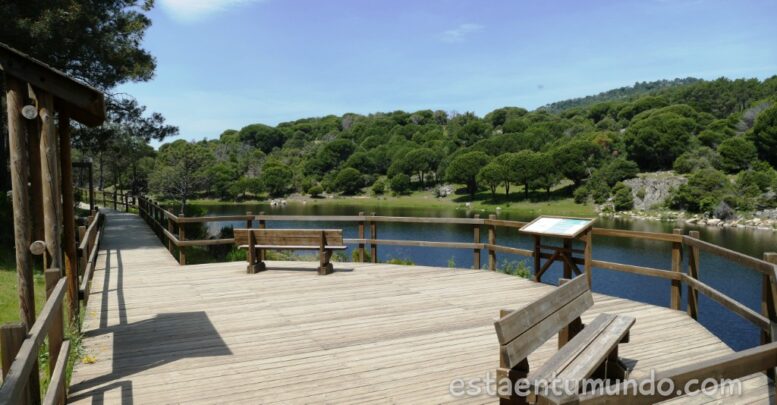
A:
[
  {"left": 234, "top": 229, "right": 344, "bottom": 247},
  {"left": 494, "top": 274, "right": 593, "bottom": 368}
]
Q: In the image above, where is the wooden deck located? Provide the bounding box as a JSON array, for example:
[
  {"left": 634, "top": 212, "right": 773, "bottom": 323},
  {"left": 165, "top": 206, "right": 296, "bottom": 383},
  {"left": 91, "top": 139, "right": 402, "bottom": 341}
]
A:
[{"left": 68, "top": 211, "right": 773, "bottom": 404}]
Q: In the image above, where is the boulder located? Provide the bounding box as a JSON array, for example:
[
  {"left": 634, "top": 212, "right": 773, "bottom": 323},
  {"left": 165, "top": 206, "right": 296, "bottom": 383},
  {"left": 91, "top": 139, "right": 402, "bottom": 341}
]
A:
[{"left": 623, "top": 172, "right": 687, "bottom": 211}]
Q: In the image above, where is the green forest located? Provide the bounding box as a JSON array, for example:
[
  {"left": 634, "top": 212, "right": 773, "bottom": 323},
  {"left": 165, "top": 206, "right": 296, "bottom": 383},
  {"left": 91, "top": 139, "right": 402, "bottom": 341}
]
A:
[{"left": 116, "top": 76, "right": 777, "bottom": 218}]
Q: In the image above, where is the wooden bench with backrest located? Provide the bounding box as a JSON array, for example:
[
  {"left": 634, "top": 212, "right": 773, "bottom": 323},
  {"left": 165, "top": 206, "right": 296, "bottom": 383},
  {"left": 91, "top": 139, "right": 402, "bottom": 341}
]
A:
[
  {"left": 493, "top": 275, "right": 635, "bottom": 404},
  {"left": 233, "top": 228, "right": 347, "bottom": 275}
]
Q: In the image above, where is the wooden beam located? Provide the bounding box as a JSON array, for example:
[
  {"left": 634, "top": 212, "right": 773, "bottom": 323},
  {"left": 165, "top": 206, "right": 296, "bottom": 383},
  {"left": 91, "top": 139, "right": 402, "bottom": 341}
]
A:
[
  {"left": 58, "top": 113, "right": 78, "bottom": 320},
  {"left": 44, "top": 269, "right": 63, "bottom": 378},
  {"left": 687, "top": 230, "right": 700, "bottom": 320},
  {"left": 42, "top": 340, "right": 70, "bottom": 405},
  {"left": 0, "top": 42, "right": 105, "bottom": 127}
]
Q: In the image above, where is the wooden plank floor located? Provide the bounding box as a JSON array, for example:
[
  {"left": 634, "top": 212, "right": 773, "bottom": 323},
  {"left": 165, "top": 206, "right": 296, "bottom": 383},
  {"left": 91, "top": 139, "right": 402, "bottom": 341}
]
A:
[{"left": 68, "top": 211, "right": 774, "bottom": 404}]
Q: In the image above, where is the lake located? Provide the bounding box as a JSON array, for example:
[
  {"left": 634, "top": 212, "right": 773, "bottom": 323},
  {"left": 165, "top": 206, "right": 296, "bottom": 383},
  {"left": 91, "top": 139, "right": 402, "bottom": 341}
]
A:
[{"left": 193, "top": 201, "right": 777, "bottom": 351}]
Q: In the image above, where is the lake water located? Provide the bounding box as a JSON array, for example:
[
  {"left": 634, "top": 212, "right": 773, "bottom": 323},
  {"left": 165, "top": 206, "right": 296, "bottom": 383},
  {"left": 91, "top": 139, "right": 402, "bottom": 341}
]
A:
[{"left": 194, "top": 201, "right": 777, "bottom": 351}]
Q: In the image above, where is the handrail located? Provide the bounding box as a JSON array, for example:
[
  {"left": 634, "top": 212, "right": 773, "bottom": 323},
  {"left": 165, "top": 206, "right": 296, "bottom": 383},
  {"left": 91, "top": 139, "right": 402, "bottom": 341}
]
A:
[
  {"left": 134, "top": 195, "right": 777, "bottom": 341},
  {"left": 0, "top": 278, "right": 67, "bottom": 404},
  {"left": 683, "top": 234, "right": 775, "bottom": 275}
]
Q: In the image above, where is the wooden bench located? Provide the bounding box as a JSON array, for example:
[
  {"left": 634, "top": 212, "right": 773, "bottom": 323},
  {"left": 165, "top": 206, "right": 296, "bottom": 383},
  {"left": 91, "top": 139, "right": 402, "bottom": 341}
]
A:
[
  {"left": 234, "top": 229, "right": 347, "bottom": 275},
  {"left": 494, "top": 275, "right": 635, "bottom": 404}
]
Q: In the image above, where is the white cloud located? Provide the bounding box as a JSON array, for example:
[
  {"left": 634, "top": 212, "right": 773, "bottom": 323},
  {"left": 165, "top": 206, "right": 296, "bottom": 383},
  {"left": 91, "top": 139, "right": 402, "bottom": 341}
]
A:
[
  {"left": 439, "top": 23, "right": 483, "bottom": 43},
  {"left": 159, "top": 0, "right": 267, "bottom": 23}
]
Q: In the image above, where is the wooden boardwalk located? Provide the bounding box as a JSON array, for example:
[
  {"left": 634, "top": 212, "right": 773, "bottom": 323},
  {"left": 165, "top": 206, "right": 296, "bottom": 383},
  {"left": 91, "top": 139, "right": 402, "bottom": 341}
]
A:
[{"left": 68, "top": 210, "right": 773, "bottom": 404}]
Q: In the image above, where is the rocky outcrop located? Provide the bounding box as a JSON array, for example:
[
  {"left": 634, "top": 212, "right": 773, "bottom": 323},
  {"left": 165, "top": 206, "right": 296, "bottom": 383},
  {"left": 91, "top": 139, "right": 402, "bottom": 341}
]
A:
[{"left": 623, "top": 172, "right": 687, "bottom": 211}]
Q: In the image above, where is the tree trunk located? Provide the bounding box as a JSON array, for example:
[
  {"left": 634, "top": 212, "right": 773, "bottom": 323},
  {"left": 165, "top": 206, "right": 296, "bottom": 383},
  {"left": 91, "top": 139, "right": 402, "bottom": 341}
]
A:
[
  {"left": 524, "top": 182, "right": 529, "bottom": 199},
  {"left": 546, "top": 186, "right": 551, "bottom": 200},
  {"left": 505, "top": 182, "right": 510, "bottom": 197},
  {"left": 98, "top": 153, "right": 104, "bottom": 189}
]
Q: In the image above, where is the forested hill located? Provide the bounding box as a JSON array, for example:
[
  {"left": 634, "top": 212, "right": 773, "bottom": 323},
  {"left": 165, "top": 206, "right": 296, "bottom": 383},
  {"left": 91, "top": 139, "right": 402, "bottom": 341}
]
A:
[
  {"left": 538, "top": 77, "right": 701, "bottom": 113},
  {"left": 142, "top": 76, "right": 777, "bottom": 217}
]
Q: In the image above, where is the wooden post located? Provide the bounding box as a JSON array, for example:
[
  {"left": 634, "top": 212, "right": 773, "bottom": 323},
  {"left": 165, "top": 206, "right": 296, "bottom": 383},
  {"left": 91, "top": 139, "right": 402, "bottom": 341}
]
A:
[
  {"left": 473, "top": 214, "right": 481, "bottom": 269},
  {"left": 39, "top": 90, "right": 63, "bottom": 270},
  {"left": 178, "top": 213, "right": 186, "bottom": 265},
  {"left": 687, "top": 230, "right": 700, "bottom": 320},
  {"left": 78, "top": 226, "right": 86, "bottom": 280},
  {"left": 762, "top": 253, "right": 777, "bottom": 382},
  {"left": 246, "top": 211, "right": 253, "bottom": 229},
  {"left": 166, "top": 216, "right": 174, "bottom": 253},
  {"left": 112, "top": 188, "right": 117, "bottom": 210},
  {"left": 259, "top": 212, "right": 266, "bottom": 262},
  {"left": 562, "top": 239, "right": 572, "bottom": 279},
  {"left": 370, "top": 212, "right": 377, "bottom": 263},
  {"left": 583, "top": 229, "right": 593, "bottom": 288},
  {"left": 1, "top": 323, "right": 30, "bottom": 405},
  {"left": 58, "top": 113, "right": 78, "bottom": 320},
  {"left": 6, "top": 77, "right": 36, "bottom": 329},
  {"left": 102, "top": 189, "right": 106, "bottom": 207},
  {"left": 358, "top": 212, "right": 365, "bottom": 262},
  {"left": 533, "top": 236, "right": 541, "bottom": 280},
  {"left": 45, "top": 269, "right": 63, "bottom": 378},
  {"left": 670, "top": 229, "right": 682, "bottom": 310},
  {"left": 88, "top": 163, "right": 94, "bottom": 212},
  {"left": 26, "top": 100, "right": 44, "bottom": 249},
  {"left": 488, "top": 214, "right": 496, "bottom": 271}
]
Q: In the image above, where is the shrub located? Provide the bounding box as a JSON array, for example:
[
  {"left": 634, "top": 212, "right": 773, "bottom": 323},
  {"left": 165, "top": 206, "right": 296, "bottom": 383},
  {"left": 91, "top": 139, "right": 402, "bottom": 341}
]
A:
[
  {"left": 670, "top": 168, "right": 731, "bottom": 212},
  {"left": 371, "top": 179, "right": 385, "bottom": 195},
  {"left": 717, "top": 137, "right": 757, "bottom": 173},
  {"left": 612, "top": 182, "right": 634, "bottom": 211},
  {"left": 332, "top": 167, "right": 363, "bottom": 195},
  {"left": 390, "top": 174, "right": 411, "bottom": 195},
  {"left": 308, "top": 185, "right": 324, "bottom": 198}
]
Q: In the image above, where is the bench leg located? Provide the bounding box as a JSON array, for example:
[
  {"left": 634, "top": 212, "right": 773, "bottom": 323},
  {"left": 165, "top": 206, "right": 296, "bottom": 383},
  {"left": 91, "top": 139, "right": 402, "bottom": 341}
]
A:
[
  {"left": 497, "top": 359, "right": 530, "bottom": 405},
  {"left": 319, "top": 250, "right": 333, "bottom": 275},
  {"left": 247, "top": 248, "right": 267, "bottom": 274},
  {"left": 592, "top": 346, "right": 628, "bottom": 381}
]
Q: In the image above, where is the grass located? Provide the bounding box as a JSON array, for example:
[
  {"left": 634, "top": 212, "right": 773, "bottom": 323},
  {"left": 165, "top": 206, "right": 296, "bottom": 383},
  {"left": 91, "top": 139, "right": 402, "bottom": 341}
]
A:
[{"left": 185, "top": 182, "right": 596, "bottom": 218}]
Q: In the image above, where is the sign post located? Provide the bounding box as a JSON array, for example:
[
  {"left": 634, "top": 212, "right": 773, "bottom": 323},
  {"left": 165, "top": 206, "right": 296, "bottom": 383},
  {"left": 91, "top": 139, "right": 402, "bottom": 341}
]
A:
[{"left": 519, "top": 216, "right": 595, "bottom": 287}]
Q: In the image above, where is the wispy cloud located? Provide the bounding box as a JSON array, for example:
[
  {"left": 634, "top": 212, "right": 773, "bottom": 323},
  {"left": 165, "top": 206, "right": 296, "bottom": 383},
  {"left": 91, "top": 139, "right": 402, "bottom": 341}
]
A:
[
  {"left": 439, "top": 23, "right": 483, "bottom": 43},
  {"left": 159, "top": 0, "right": 267, "bottom": 23}
]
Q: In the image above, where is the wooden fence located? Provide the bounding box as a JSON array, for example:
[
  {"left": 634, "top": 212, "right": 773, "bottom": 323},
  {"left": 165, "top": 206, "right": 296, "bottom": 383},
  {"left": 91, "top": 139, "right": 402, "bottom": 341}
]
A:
[
  {"left": 0, "top": 210, "right": 103, "bottom": 405},
  {"left": 135, "top": 196, "right": 777, "bottom": 350}
]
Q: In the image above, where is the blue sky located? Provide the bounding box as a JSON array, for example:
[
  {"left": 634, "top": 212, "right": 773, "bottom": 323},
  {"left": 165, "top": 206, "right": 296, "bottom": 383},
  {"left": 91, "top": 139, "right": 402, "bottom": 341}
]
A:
[{"left": 118, "top": 0, "right": 777, "bottom": 144}]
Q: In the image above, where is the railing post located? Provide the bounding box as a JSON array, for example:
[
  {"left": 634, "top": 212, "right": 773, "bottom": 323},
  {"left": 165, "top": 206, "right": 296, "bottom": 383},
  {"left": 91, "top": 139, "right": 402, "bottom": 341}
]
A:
[
  {"left": 763, "top": 252, "right": 777, "bottom": 382},
  {"left": 488, "top": 214, "right": 496, "bottom": 271},
  {"left": 112, "top": 189, "right": 117, "bottom": 210},
  {"left": 687, "top": 230, "right": 700, "bottom": 320},
  {"left": 671, "top": 229, "right": 682, "bottom": 310},
  {"left": 124, "top": 193, "right": 129, "bottom": 212},
  {"left": 78, "top": 226, "right": 86, "bottom": 281},
  {"left": 562, "top": 239, "right": 572, "bottom": 279},
  {"left": 166, "top": 215, "right": 174, "bottom": 254},
  {"left": 370, "top": 212, "right": 377, "bottom": 263},
  {"left": 358, "top": 212, "right": 365, "bottom": 262},
  {"left": 583, "top": 229, "right": 593, "bottom": 288},
  {"left": 1, "top": 323, "right": 30, "bottom": 405},
  {"left": 258, "top": 212, "right": 266, "bottom": 262},
  {"left": 473, "top": 214, "right": 481, "bottom": 269},
  {"left": 246, "top": 211, "right": 253, "bottom": 229},
  {"left": 45, "top": 269, "right": 63, "bottom": 379},
  {"left": 178, "top": 213, "right": 186, "bottom": 265}
]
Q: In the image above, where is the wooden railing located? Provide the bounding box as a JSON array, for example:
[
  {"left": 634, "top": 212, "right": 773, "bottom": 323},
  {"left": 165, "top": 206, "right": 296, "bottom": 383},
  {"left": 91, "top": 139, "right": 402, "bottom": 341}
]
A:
[
  {"left": 77, "top": 211, "right": 105, "bottom": 306},
  {"left": 0, "top": 272, "right": 69, "bottom": 405},
  {"left": 135, "top": 196, "right": 777, "bottom": 352}
]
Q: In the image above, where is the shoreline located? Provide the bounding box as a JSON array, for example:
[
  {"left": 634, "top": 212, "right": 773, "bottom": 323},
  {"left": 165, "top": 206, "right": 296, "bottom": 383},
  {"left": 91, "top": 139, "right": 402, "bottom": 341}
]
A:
[{"left": 185, "top": 194, "right": 777, "bottom": 233}]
